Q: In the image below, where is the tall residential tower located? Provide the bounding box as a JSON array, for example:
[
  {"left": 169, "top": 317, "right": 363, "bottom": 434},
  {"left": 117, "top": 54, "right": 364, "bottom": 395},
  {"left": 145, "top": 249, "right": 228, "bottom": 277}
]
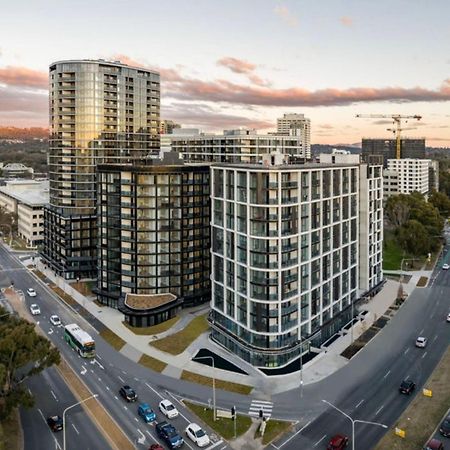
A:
[{"left": 41, "top": 59, "right": 160, "bottom": 279}]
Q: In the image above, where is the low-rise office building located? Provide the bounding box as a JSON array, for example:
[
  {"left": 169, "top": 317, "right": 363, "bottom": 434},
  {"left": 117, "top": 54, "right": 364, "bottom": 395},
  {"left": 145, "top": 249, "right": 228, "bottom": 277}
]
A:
[
  {"left": 209, "top": 153, "right": 383, "bottom": 369},
  {"left": 96, "top": 153, "right": 210, "bottom": 327}
]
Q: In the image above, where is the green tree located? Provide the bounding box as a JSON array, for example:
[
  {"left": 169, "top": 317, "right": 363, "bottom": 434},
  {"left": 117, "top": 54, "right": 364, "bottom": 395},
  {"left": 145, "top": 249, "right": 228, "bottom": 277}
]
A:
[
  {"left": 397, "top": 220, "right": 431, "bottom": 256},
  {"left": 429, "top": 190, "right": 450, "bottom": 217},
  {"left": 385, "top": 195, "right": 411, "bottom": 228},
  {"left": 0, "top": 310, "right": 60, "bottom": 419}
]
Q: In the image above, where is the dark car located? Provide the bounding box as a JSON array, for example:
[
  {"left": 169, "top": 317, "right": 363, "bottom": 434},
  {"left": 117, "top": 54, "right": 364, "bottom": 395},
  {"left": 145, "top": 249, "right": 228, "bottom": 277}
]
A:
[
  {"left": 424, "top": 439, "right": 444, "bottom": 450},
  {"left": 47, "top": 415, "right": 63, "bottom": 432},
  {"left": 399, "top": 379, "right": 416, "bottom": 395},
  {"left": 327, "top": 434, "right": 349, "bottom": 450},
  {"left": 119, "top": 385, "right": 137, "bottom": 402},
  {"left": 156, "top": 421, "right": 184, "bottom": 449},
  {"left": 440, "top": 414, "right": 450, "bottom": 437},
  {"left": 149, "top": 445, "right": 164, "bottom": 450}
]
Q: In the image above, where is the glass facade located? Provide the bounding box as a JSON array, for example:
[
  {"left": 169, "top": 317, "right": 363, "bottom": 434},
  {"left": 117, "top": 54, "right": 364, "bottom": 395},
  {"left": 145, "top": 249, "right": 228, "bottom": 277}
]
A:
[
  {"left": 96, "top": 161, "right": 211, "bottom": 310},
  {"left": 210, "top": 162, "right": 361, "bottom": 368},
  {"left": 41, "top": 60, "right": 160, "bottom": 279}
]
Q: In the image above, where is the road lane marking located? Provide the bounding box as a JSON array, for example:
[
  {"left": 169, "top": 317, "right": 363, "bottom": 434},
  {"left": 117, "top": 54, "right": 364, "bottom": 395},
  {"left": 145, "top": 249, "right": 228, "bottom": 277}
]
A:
[
  {"left": 118, "top": 376, "right": 125, "bottom": 383},
  {"left": 96, "top": 355, "right": 102, "bottom": 360},
  {"left": 355, "top": 399, "right": 365, "bottom": 409},
  {"left": 430, "top": 311, "right": 435, "bottom": 318},
  {"left": 167, "top": 392, "right": 192, "bottom": 424},
  {"left": 71, "top": 423, "right": 79, "bottom": 435},
  {"left": 205, "top": 440, "right": 225, "bottom": 450},
  {"left": 375, "top": 405, "right": 384, "bottom": 416},
  {"left": 404, "top": 348, "right": 410, "bottom": 355},
  {"left": 277, "top": 420, "right": 311, "bottom": 448},
  {"left": 37, "top": 408, "right": 46, "bottom": 423},
  {"left": 422, "top": 351, "right": 428, "bottom": 359},
  {"left": 419, "top": 328, "right": 424, "bottom": 334},
  {"left": 123, "top": 406, "right": 128, "bottom": 411},
  {"left": 28, "top": 388, "right": 32, "bottom": 395},
  {"left": 50, "top": 390, "right": 58, "bottom": 401},
  {"left": 383, "top": 370, "right": 391, "bottom": 379},
  {"left": 314, "top": 435, "right": 327, "bottom": 446},
  {"left": 145, "top": 383, "right": 164, "bottom": 400},
  {"left": 114, "top": 396, "right": 118, "bottom": 400},
  {"left": 134, "top": 417, "right": 139, "bottom": 422},
  {"left": 433, "top": 335, "right": 438, "bottom": 342},
  {"left": 105, "top": 386, "right": 110, "bottom": 391}
]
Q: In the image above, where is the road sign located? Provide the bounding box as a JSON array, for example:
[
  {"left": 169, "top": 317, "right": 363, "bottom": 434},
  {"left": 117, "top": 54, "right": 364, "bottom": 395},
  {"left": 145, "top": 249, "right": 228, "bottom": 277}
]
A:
[
  {"left": 395, "top": 428, "right": 406, "bottom": 438},
  {"left": 423, "top": 388, "right": 433, "bottom": 397}
]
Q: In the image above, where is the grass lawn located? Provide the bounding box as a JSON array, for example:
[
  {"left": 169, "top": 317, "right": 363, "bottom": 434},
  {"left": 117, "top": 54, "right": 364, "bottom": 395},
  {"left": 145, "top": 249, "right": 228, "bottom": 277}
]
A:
[
  {"left": 138, "top": 354, "right": 167, "bottom": 373},
  {"left": 72, "top": 280, "right": 95, "bottom": 296},
  {"left": 99, "top": 328, "right": 126, "bottom": 351},
  {"left": 383, "top": 233, "right": 406, "bottom": 270},
  {"left": 123, "top": 316, "right": 180, "bottom": 335},
  {"left": 254, "top": 419, "right": 293, "bottom": 445},
  {"left": 184, "top": 401, "right": 252, "bottom": 440},
  {"left": 0, "top": 409, "right": 21, "bottom": 450},
  {"left": 150, "top": 314, "right": 209, "bottom": 355},
  {"left": 181, "top": 370, "right": 253, "bottom": 395},
  {"left": 416, "top": 276, "right": 428, "bottom": 287},
  {"left": 374, "top": 346, "right": 450, "bottom": 450}
]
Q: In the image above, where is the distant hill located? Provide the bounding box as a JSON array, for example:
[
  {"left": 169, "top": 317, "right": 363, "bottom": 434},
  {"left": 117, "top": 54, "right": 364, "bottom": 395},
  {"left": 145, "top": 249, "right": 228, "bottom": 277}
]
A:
[{"left": 0, "top": 126, "right": 48, "bottom": 140}]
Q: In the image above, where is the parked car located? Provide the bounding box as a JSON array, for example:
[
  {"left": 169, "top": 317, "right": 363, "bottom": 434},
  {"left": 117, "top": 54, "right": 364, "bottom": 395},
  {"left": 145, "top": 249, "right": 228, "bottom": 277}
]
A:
[
  {"left": 138, "top": 403, "right": 156, "bottom": 423},
  {"left": 156, "top": 421, "right": 184, "bottom": 449},
  {"left": 446, "top": 312, "right": 450, "bottom": 323},
  {"left": 49, "top": 315, "right": 61, "bottom": 326},
  {"left": 424, "top": 439, "right": 444, "bottom": 450},
  {"left": 29, "top": 304, "right": 41, "bottom": 315},
  {"left": 399, "top": 379, "right": 416, "bottom": 395},
  {"left": 185, "top": 423, "right": 210, "bottom": 447},
  {"left": 119, "top": 385, "right": 137, "bottom": 402},
  {"left": 159, "top": 399, "right": 179, "bottom": 419},
  {"left": 415, "top": 336, "right": 428, "bottom": 348},
  {"left": 439, "top": 413, "right": 450, "bottom": 437},
  {"left": 47, "top": 415, "right": 63, "bottom": 432},
  {"left": 27, "top": 288, "right": 37, "bottom": 297},
  {"left": 442, "top": 263, "right": 449, "bottom": 270},
  {"left": 327, "top": 434, "right": 349, "bottom": 450},
  {"left": 149, "top": 445, "right": 164, "bottom": 450}
]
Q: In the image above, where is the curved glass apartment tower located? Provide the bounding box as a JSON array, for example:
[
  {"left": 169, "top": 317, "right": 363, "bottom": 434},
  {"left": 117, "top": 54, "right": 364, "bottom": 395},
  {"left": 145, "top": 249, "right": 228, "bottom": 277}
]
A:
[{"left": 41, "top": 59, "right": 160, "bottom": 279}]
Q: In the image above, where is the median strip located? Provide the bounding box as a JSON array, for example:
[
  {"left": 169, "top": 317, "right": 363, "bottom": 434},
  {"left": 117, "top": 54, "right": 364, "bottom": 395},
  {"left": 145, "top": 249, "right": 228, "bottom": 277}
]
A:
[{"left": 181, "top": 370, "right": 253, "bottom": 395}]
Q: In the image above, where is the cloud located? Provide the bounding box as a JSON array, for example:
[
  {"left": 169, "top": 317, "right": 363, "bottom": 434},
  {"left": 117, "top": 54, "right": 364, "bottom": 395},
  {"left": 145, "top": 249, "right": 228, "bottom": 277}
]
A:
[
  {"left": 161, "top": 102, "right": 272, "bottom": 131},
  {"left": 274, "top": 5, "right": 298, "bottom": 27},
  {"left": 340, "top": 16, "right": 353, "bottom": 27},
  {"left": 217, "top": 57, "right": 256, "bottom": 74},
  {"left": 318, "top": 124, "right": 334, "bottom": 129},
  {"left": 0, "top": 66, "right": 47, "bottom": 89}
]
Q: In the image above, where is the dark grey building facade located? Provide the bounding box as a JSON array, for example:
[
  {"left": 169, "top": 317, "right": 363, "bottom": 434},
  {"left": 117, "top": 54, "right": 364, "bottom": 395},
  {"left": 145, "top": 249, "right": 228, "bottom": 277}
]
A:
[{"left": 361, "top": 138, "right": 425, "bottom": 167}]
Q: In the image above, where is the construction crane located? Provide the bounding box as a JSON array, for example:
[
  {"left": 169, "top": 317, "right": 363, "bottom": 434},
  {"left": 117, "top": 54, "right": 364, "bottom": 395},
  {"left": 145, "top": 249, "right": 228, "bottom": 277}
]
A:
[{"left": 355, "top": 114, "right": 422, "bottom": 159}]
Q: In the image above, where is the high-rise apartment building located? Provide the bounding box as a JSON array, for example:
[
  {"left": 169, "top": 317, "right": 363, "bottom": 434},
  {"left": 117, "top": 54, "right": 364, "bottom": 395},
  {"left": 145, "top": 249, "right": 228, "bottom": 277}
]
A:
[
  {"left": 209, "top": 153, "right": 383, "bottom": 368},
  {"left": 361, "top": 138, "right": 425, "bottom": 167},
  {"left": 160, "top": 120, "right": 181, "bottom": 135},
  {"left": 96, "top": 153, "right": 211, "bottom": 326},
  {"left": 276, "top": 113, "right": 311, "bottom": 157},
  {"left": 41, "top": 59, "right": 160, "bottom": 279},
  {"left": 170, "top": 128, "right": 310, "bottom": 162}
]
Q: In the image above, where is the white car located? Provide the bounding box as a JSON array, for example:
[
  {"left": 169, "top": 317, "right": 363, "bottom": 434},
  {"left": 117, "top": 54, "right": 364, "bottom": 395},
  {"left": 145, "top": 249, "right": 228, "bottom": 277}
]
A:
[
  {"left": 27, "top": 288, "right": 37, "bottom": 297},
  {"left": 30, "top": 304, "right": 41, "bottom": 315},
  {"left": 49, "top": 315, "right": 61, "bottom": 326},
  {"left": 446, "top": 312, "right": 450, "bottom": 323},
  {"left": 159, "top": 399, "right": 179, "bottom": 419},
  {"left": 415, "top": 336, "right": 427, "bottom": 348},
  {"left": 443, "top": 264, "right": 449, "bottom": 270},
  {"left": 185, "top": 423, "right": 210, "bottom": 447}
]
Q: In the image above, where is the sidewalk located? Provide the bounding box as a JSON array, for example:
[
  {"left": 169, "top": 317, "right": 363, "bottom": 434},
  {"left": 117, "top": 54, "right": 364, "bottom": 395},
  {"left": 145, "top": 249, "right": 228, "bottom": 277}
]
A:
[{"left": 29, "top": 257, "right": 419, "bottom": 396}]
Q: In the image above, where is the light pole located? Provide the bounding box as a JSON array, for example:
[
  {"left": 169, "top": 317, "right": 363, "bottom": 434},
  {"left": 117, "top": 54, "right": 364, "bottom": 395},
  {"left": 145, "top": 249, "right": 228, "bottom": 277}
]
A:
[
  {"left": 399, "top": 257, "right": 420, "bottom": 300},
  {"left": 194, "top": 356, "right": 216, "bottom": 421},
  {"left": 322, "top": 400, "right": 387, "bottom": 450},
  {"left": 298, "top": 334, "right": 304, "bottom": 398},
  {"left": 63, "top": 394, "right": 98, "bottom": 450}
]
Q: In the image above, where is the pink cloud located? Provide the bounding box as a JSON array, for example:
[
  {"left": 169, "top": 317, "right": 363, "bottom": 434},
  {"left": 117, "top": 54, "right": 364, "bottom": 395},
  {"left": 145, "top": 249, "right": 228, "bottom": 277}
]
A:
[
  {"left": 217, "top": 57, "right": 256, "bottom": 74},
  {"left": 340, "top": 16, "right": 353, "bottom": 27},
  {"left": 0, "top": 66, "right": 47, "bottom": 89},
  {"left": 274, "top": 5, "right": 298, "bottom": 27}
]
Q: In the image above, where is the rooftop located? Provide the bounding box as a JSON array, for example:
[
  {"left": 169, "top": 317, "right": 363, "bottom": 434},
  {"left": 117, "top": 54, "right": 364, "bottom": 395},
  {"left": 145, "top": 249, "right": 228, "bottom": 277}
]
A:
[{"left": 124, "top": 293, "right": 177, "bottom": 311}]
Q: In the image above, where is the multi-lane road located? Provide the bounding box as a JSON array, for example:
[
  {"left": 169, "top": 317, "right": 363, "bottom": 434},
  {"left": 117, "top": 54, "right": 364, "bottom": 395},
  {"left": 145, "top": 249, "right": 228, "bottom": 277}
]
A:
[{"left": 1, "top": 238, "right": 449, "bottom": 450}]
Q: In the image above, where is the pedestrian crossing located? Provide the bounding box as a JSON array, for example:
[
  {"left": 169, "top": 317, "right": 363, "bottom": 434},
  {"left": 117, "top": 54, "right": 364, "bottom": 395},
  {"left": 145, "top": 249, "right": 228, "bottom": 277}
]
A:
[{"left": 248, "top": 399, "right": 273, "bottom": 420}]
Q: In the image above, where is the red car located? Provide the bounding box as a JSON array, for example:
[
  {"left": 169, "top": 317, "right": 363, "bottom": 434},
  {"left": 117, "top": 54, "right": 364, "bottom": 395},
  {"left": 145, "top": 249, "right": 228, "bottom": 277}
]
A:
[
  {"left": 149, "top": 445, "right": 164, "bottom": 450},
  {"left": 424, "top": 439, "right": 444, "bottom": 450},
  {"left": 327, "top": 434, "right": 349, "bottom": 450}
]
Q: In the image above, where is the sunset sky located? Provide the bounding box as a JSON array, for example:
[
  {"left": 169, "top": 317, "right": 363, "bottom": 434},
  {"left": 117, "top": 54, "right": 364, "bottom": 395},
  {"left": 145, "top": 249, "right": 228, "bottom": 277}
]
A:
[{"left": 1, "top": 0, "right": 450, "bottom": 145}]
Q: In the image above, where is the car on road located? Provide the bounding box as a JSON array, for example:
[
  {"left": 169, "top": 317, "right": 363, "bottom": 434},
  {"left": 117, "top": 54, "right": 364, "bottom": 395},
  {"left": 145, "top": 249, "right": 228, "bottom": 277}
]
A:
[
  {"left": 442, "top": 263, "right": 449, "bottom": 270},
  {"left": 156, "top": 421, "right": 184, "bottom": 449},
  {"left": 424, "top": 439, "right": 444, "bottom": 450},
  {"left": 439, "top": 413, "right": 450, "bottom": 437},
  {"left": 415, "top": 336, "right": 428, "bottom": 348},
  {"left": 149, "top": 445, "right": 164, "bottom": 450},
  {"left": 27, "top": 288, "right": 37, "bottom": 297},
  {"left": 49, "top": 315, "right": 61, "bottom": 326},
  {"left": 138, "top": 403, "right": 156, "bottom": 423},
  {"left": 119, "top": 385, "right": 137, "bottom": 402},
  {"left": 185, "top": 423, "right": 210, "bottom": 447},
  {"left": 447, "top": 312, "right": 450, "bottom": 323},
  {"left": 327, "top": 434, "right": 349, "bottom": 450},
  {"left": 159, "top": 399, "right": 179, "bottom": 419},
  {"left": 399, "top": 379, "right": 416, "bottom": 395},
  {"left": 29, "top": 304, "right": 41, "bottom": 315},
  {"left": 47, "top": 415, "right": 63, "bottom": 432}
]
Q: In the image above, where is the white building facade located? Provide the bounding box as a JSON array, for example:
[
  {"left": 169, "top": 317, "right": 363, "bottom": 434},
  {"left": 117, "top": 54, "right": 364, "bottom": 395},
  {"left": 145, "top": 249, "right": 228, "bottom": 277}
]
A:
[
  {"left": 276, "top": 113, "right": 311, "bottom": 157},
  {"left": 209, "top": 154, "right": 383, "bottom": 368}
]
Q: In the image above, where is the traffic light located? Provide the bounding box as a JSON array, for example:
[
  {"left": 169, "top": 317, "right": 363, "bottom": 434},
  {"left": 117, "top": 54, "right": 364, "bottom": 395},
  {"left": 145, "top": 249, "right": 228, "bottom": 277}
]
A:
[{"left": 231, "top": 406, "right": 236, "bottom": 420}]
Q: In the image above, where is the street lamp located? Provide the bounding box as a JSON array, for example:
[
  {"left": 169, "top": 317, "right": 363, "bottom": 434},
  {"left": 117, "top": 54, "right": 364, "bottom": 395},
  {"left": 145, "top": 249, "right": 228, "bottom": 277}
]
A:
[
  {"left": 322, "top": 400, "right": 387, "bottom": 450},
  {"left": 399, "top": 258, "right": 421, "bottom": 300},
  {"left": 63, "top": 394, "right": 98, "bottom": 450},
  {"left": 194, "top": 356, "right": 216, "bottom": 421}
]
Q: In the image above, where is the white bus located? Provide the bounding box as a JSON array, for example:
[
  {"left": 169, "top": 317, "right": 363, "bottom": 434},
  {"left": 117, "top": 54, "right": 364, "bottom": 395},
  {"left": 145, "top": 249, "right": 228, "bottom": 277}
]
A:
[{"left": 64, "top": 323, "right": 95, "bottom": 358}]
